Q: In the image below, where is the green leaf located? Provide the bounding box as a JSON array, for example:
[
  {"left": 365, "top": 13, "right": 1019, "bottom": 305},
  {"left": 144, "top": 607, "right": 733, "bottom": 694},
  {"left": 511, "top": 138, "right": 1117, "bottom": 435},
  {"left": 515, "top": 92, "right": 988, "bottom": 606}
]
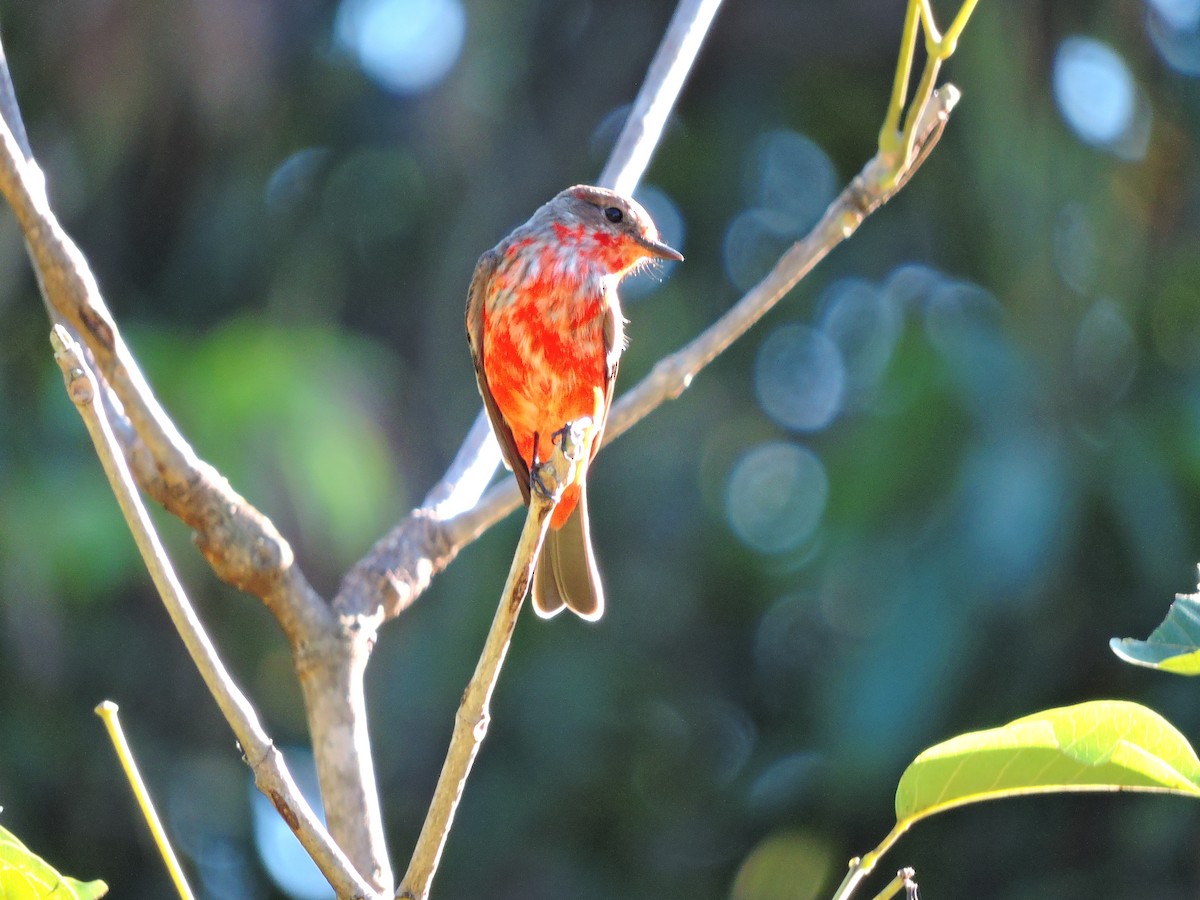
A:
[
  {"left": 0, "top": 824, "right": 108, "bottom": 899},
  {"left": 65, "top": 878, "right": 110, "bottom": 900},
  {"left": 894, "top": 701, "right": 1200, "bottom": 823},
  {"left": 1110, "top": 591, "right": 1200, "bottom": 674}
]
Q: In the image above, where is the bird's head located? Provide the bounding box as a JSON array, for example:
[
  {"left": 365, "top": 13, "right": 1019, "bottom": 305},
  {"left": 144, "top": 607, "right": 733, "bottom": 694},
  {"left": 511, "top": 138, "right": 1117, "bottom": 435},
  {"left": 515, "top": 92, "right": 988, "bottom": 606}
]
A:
[{"left": 536, "top": 184, "right": 683, "bottom": 279}]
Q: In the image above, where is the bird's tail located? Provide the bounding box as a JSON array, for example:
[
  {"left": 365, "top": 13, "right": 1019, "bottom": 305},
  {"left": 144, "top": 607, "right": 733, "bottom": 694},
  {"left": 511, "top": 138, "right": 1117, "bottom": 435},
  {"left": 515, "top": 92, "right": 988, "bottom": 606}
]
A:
[{"left": 531, "top": 486, "right": 604, "bottom": 621}]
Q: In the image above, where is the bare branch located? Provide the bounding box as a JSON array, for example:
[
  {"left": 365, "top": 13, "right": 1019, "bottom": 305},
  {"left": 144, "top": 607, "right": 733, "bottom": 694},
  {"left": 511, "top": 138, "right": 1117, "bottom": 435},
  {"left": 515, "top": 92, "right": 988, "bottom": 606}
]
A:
[
  {"left": 297, "top": 632, "right": 395, "bottom": 894},
  {"left": 0, "top": 35, "right": 393, "bottom": 886},
  {"left": 0, "top": 30, "right": 31, "bottom": 162},
  {"left": 50, "top": 327, "right": 380, "bottom": 900},
  {"left": 0, "top": 65, "right": 332, "bottom": 651},
  {"left": 396, "top": 424, "right": 586, "bottom": 900},
  {"left": 598, "top": 0, "right": 725, "bottom": 197}
]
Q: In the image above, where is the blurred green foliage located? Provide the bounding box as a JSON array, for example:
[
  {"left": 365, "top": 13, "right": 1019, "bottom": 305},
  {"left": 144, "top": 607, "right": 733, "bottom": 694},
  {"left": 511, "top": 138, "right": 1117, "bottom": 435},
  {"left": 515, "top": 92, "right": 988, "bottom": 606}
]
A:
[
  {"left": 0, "top": 822, "right": 107, "bottom": 899},
  {"left": 2, "top": 1, "right": 1200, "bottom": 899}
]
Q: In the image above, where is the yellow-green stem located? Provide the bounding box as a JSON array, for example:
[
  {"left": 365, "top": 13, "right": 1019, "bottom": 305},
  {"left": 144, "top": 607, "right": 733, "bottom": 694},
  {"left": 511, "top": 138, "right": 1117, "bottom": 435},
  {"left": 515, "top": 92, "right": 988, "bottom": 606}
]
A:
[{"left": 96, "top": 701, "right": 196, "bottom": 900}]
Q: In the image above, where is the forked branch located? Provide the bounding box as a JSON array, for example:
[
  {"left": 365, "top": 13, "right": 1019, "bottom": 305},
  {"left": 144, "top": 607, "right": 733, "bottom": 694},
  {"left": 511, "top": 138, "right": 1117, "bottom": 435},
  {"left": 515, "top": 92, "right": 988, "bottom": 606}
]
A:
[{"left": 50, "top": 327, "right": 379, "bottom": 900}]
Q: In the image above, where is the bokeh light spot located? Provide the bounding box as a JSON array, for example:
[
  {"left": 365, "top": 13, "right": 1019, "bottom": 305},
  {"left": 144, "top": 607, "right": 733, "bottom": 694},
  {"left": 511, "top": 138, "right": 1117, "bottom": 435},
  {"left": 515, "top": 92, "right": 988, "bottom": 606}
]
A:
[
  {"left": 817, "top": 278, "right": 901, "bottom": 408},
  {"left": 726, "top": 442, "right": 828, "bottom": 554},
  {"left": 321, "top": 147, "right": 423, "bottom": 248},
  {"left": 1146, "top": 5, "right": 1200, "bottom": 76},
  {"left": 754, "top": 594, "right": 817, "bottom": 702},
  {"left": 924, "top": 279, "right": 1003, "bottom": 355},
  {"left": 959, "top": 434, "right": 1069, "bottom": 594},
  {"left": 1052, "top": 202, "right": 1099, "bottom": 295},
  {"left": 754, "top": 324, "right": 844, "bottom": 431},
  {"left": 746, "top": 753, "right": 822, "bottom": 817},
  {"left": 1053, "top": 37, "right": 1150, "bottom": 159},
  {"left": 335, "top": 0, "right": 466, "bottom": 95},
  {"left": 723, "top": 208, "right": 796, "bottom": 292},
  {"left": 883, "top": 262, "right": 946, "bottom": 312},
  {"left": 1074, "top": 298, "right": 1137, "bottom": 402},
  {"left": 731, "top": 830, "right": 835, "bottom": 900},
  {"left": 265, "top": 147, "right": 331, "bottom": 218},
  {"left": 590, "top": 104, "right": 631, "bottom": 161},
  {"left": 1147, "top": 0, "right": 1200, "bottom": 30},
  {"left": 750, "top": 130, "right": 837, "bottom": 233}
]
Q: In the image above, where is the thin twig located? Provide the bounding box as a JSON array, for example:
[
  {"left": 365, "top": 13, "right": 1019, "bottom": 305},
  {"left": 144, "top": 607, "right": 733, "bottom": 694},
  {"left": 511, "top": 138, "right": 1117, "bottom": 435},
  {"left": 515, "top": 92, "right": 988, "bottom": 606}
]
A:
[
  {"left": 598, "top": 0, "right": 725, "bottom": 196},
  {"left": 0, "top": 30, "right": 31, "bottom": 162},
  {"left": 396, "top": 423, "right": 587, "bottom": 900},
  {"left": 50, "top": 327, "right": 380, "bottom": 900},
  {"left": 830, "top": 821, "right": 913, "bottom": 900},
  {"left": 869, "top": 869, "right": 918, "bottom": 900},
  {"left": 96, "top": 701, "right": 196, "bottom": 900}
]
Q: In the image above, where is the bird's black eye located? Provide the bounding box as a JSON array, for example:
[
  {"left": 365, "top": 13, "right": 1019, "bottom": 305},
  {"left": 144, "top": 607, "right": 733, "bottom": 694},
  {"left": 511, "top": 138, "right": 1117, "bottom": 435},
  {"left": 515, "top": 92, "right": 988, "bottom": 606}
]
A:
[{"left": 604, "top": 206, "right": 623, "bottom": 224}]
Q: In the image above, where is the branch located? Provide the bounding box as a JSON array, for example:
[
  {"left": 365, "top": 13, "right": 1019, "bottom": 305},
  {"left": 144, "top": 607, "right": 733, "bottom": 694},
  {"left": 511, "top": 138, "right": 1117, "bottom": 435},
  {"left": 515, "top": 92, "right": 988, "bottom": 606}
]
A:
[
  {"left": 0, "top": 32, "right": 394, "bottom": 887},
  {"left": 0, "top": 61, "right": 331, "bottom": 648},
  {"left": 598, "top": 0, "right": 725, "bottom": 196},
  {"left": 50, "top": 327, "right": 380, "bottom": 900},
  {"left": 341, "top": 81, "right": 962, "bottom": 624},
  {"left": 396, "top": 423, "right": 587, "bottom": 900},
  {"left": 337, "top": 0, "right": 728, "bottom": 621}
]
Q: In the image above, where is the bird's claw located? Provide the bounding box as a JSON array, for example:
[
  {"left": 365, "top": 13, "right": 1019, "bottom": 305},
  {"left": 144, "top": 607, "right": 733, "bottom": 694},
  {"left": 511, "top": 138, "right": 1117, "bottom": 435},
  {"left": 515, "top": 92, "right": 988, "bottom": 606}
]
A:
[
  {"left": 551, "top": 417, "right": 592, "bottom": 463},
  {"left": 530, "top": 465, "right": 554, "bottom": 500}
]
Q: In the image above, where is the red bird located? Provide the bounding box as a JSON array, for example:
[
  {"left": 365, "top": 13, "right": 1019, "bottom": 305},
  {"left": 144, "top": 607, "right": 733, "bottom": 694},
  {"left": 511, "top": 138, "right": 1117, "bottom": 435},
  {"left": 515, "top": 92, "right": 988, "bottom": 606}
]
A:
[{"left": 466, "top": 185, "right": 682, "bottom": 620}]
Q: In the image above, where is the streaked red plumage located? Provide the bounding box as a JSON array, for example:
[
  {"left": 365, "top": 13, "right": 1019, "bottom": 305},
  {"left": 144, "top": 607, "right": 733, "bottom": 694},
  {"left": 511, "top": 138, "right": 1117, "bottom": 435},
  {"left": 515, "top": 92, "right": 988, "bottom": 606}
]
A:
[{"left": 466, "top": 185, "right": 682, "bottom": 620}]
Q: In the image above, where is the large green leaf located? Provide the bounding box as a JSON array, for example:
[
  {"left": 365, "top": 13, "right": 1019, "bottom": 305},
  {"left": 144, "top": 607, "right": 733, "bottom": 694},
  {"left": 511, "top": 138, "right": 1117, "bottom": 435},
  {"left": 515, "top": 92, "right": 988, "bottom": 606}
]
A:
[
  {"left": 894, "top": 701, "right": 1200, "bottom": 822},
  {"left": 1110, "top": 591, "right": 1200, "bottom": 674},
  {"left": 0, "top": 824, "right": 108, "bottom": 899}
]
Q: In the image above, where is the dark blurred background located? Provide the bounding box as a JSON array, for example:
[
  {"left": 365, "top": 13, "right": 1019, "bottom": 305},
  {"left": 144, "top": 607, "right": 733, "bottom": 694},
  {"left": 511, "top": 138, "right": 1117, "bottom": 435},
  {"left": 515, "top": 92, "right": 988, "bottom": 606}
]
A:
[{"left": 2, "top": 1, "right": 1200, "bottom": 898}]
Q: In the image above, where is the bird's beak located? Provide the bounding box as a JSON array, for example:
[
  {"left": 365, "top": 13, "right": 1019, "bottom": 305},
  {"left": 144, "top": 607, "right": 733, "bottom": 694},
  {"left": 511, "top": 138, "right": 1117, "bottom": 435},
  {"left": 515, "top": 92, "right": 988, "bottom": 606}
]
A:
[{"left": 636, "top": 233, "right": 684, "bottom": 262}]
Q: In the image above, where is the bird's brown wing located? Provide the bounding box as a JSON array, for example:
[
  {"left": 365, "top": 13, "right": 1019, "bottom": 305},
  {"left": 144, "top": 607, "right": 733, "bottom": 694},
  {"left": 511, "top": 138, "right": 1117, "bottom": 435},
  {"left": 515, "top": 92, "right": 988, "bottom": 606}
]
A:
[
  {"left": 465, "top": 247, "right": 531, "bottom": 505},
  {"left": 588, "top": 290, "right": 624, "bottom": 463}
]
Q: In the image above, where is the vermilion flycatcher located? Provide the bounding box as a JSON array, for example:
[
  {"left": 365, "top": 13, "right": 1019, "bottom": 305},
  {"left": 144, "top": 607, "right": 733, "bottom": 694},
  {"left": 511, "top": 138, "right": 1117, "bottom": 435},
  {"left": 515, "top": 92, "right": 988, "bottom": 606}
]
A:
[{"left": 466, "top": 185, "right": 682, "bottom": 620}]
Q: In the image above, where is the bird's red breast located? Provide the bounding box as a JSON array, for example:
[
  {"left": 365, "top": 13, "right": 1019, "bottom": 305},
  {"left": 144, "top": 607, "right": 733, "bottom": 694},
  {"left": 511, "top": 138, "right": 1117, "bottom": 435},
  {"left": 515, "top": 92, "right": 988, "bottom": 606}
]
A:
[
  {"left": 465, "top": 184, "right": 682, "bottom": 621},
  {"left": 481, "top": 235, "right": 614, "bottom": 529}
]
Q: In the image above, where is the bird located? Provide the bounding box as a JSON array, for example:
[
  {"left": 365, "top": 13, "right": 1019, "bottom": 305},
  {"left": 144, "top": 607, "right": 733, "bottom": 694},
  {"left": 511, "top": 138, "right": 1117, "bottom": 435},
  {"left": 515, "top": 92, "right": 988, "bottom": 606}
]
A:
[{"left": 466, "top": 184, "right": 682, "bottom": 620}]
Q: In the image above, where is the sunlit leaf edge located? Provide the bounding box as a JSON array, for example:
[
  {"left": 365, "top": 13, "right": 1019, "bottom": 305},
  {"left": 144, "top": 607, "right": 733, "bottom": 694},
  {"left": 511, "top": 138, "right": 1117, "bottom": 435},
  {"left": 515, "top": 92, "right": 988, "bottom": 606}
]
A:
[
  {"left": 1111, "top": 593, "right": 1200, "bottom": 675},
  {"left": 1110, "top": 637, "right": 1200, "bottom": 674},
  {"left": 65, "top": 876, "right": 109, "bottom": 900},
  {"left": 0, "top": 824, "right": 107, "bottom": 898},
  {"left": 894, "top": 700, "right": 1200, "bottom": 823}
]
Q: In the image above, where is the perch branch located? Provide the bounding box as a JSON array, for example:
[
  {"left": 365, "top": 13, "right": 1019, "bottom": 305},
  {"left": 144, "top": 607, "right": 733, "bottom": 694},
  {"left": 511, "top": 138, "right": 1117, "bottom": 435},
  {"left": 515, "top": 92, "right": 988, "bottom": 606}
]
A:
[
  {"left": 396, "top": 422, "right": 588, "bottom": 900},
  {"left": 51, "top": 327, "right": 380, "bottom": 900},
  {"left": 342, "top": 81, "right": 962, "bottom": 623},
  {"left": 336, "top": 0, "right": 726, "bottom": 621}
]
